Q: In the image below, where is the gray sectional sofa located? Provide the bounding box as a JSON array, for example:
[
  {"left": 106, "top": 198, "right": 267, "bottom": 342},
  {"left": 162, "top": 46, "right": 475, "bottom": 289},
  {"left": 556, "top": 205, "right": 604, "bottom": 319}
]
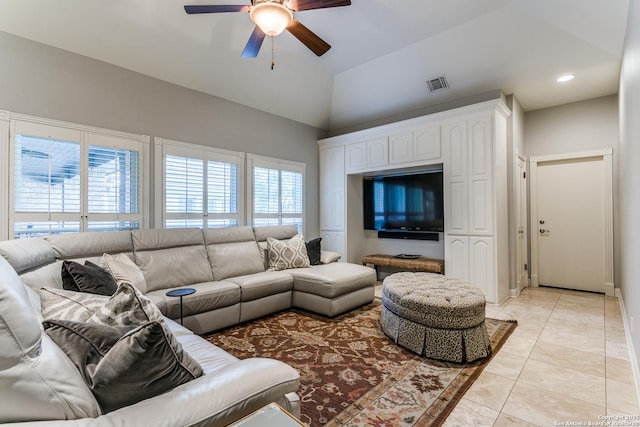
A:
[{"left": 0, "top": 224, "right": 376, "bottom": 426}]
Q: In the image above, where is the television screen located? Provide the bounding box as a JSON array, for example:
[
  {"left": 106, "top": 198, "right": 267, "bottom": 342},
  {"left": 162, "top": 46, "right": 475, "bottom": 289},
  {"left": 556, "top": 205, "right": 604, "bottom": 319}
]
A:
[{"left": 363, "top": 170, "right": 444, "bottom": 232}]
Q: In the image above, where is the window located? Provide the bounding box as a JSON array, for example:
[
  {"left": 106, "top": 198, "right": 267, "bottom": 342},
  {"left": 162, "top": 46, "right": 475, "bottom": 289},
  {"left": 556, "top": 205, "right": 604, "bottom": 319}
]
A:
[
  {"left": 7, "top": 117, "right": 148, "bottom": 239},
  {"left": 156, "top": 138, "right": 243, "bottom": 229},
  {"left": 248, "top": 154, "right": 305, "bottom": 232}
]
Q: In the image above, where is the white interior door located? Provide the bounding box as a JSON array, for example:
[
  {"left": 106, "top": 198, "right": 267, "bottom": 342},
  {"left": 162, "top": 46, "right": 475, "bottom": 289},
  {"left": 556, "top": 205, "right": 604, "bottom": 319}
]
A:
[{"left": 531, "top": 151, "right": 613, "bottom": 294}]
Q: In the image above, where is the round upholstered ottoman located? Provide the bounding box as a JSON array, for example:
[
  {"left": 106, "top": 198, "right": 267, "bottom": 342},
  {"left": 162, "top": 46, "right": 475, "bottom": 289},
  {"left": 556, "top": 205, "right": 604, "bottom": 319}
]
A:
[{"left": 380, "top": 272, "right": 490, "bottom": 363}]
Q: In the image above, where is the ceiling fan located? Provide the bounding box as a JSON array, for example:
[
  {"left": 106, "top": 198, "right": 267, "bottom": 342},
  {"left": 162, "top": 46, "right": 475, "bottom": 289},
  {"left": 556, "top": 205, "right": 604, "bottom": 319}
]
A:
[{"left": 184, "top": 0, "right": 351, "bottom": 58}]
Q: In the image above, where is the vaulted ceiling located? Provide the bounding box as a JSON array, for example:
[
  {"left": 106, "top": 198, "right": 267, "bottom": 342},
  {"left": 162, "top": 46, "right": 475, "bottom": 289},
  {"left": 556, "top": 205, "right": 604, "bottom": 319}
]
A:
[{"left": 0, "top": 0, "right": 629, "bottom": 132}]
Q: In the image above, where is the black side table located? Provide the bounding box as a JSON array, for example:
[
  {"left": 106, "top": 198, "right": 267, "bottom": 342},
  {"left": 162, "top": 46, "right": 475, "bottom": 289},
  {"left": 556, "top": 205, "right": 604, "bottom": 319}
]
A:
[{"left": 165, "top": 288, "right": 196, "bottom": 325}]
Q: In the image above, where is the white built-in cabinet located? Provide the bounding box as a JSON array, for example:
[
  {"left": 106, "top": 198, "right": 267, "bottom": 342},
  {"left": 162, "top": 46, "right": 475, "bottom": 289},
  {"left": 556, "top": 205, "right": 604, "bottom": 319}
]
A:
[
  {"left": 443, "top": 111, "right": 508, "bottom": 304},
  {"left": 318, "top": 99, "right": 511, "bottom": 304},
  {"left": 319, "top": 145, "right": 345, "bottom": 257}
]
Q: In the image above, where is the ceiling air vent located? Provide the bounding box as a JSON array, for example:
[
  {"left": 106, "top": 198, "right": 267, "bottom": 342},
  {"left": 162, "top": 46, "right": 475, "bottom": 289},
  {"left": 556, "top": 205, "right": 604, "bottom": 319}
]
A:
[{"left": 426, "top": 75, "right": 449, "bottom": 92}]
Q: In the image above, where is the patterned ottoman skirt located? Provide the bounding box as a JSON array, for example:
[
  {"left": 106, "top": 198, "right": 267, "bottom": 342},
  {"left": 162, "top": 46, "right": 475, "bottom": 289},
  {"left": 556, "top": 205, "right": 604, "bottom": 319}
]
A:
[{"left": 380, "top": 272, "right": 490, "bottom": 363}]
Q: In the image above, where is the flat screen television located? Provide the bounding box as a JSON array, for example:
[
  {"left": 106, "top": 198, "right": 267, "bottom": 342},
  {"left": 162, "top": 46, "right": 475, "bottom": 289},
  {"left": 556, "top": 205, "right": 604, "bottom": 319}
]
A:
[{"left": 363, "top": 170, "right": 444, "bottom": 232}]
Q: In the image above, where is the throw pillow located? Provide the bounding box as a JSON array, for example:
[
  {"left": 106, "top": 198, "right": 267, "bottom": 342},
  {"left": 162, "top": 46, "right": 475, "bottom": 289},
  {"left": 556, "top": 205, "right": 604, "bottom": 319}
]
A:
[
  {"left": 40, "top": 287, "right": 110, "bottom": 322},
  {"left": 43, "top": 319, "right": 204, "bottom": 413},
  {"left": 320, "top": 250, "right": 342, "bottom": 264},
  {"left": 100, "top": 253, "right": 148, "bottom": 294},
  {"left": 267, "top": 234, "right": 311, "bottom": 271},
  {"left": 61, "top": 260, "right": 118, "bottom": 296},
  {"left": 305, "top": 237, "right": 322, "bottom": 265},
  {"left": 87, "top": 282, "right": 164, "bottom": 327}
]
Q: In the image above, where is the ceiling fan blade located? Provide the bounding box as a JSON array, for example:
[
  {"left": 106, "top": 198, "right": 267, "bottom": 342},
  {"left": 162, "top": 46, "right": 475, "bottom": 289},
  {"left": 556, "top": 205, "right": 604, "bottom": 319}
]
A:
[
  {"left": 184, "top": 5, "right": 250, "bottom": 14},
  {"left": 287, "top": 0, "right": 351, "bottom": 12},
  {"left": 286, "top": 19, "right": 331, "bottom": 56},
  {"left": 241, "top": 26, "right": 266, "bottom": 58}
]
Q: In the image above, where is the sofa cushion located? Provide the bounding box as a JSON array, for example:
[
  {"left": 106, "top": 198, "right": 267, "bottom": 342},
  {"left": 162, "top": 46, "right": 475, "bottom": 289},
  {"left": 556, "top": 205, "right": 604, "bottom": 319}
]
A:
[
  {"left": 147, "top": 280, "right": 241, "bottom": 319},
  {"left": 40, "top": 287, "right": 109, "bottom": 322},
  {"left": 20, "top": 260, "right": 64, "bottom": 291},
  {"left": 204, "top": 226, "right": 264, "bottom": 280},
  {"left": 0, "top": 256, "right": 100, "bottom": 422},
  {"left": 227, "top": 271, "right": 293, "bottom": 302},
  {"left": 253, "top": 225, "right": 298, "bottom": 242},
  {"left": 132, "top": 229, "right": 213, "bottom": 292},
  {"left": 267, "top": 235, "right": 310, "bottom": 271},
  {"left": 320, "top": 251, "right": 342, "bottom": 264},
  {"left": 100, "top": 253, "right": 148, "bottom": 293},
  {"left": 45, "top": 231, "right": 134, "bottom": 259},
  {"left": 61, "top": 260, "right": 118, "bottom": 296},
  {"left": 178, "top": 333, "right": 240, "bottom": 375},
  {"left": 43, "top": 319, "right": 203, "bottom": 413},
  {"left": 305, "top": 237, "right": 322, "bottom": 265},
  {"left": 0, "top": 237, "right": 56, "bottom": 274},
  {"left": 289, "top": 263, "right": 376, "bottom": 298},
  {"left": 209, "top": 240, "right": 265, "bottom": 280}
]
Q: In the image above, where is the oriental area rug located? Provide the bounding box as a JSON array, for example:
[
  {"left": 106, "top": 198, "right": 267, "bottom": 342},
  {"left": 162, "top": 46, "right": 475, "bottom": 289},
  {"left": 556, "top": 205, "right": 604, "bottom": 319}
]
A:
[{"left": 205, "top": 300, "right": 516, "bottom": 426}]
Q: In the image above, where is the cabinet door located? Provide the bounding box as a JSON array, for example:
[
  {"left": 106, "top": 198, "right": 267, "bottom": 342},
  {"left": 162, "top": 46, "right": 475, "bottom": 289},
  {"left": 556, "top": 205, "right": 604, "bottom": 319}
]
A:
[
  {"left": 319, "top": 147, "right": 333, "bottom": 230},
  {"left": 319, "top": 146, "right": 345, "bottom": 231},
  {"left": 367, "top": 137, "right": 388, "bottom": 168},
  {"left": 443, "top": 121, "right": 468, "bottom": 234},
  {"left": 320, "top": 230, "right": 345, "bottom": 260},
  {"left": 414, "top": 125, "right": 441, "bottom": 161},
  {"left": 331, "top": 146, "right": 345, "bottom": 230},
  {"left": 346, "top": 142, "right": 366, "bottom": 172},
  {"left": 389, "top": 132, "right": 413, "bottom": 165},
  {"left": 445, "top": 235, "right": 469, "bottom": 281},
  {"left": 468, "top": 116, "right": 494, "bottom": 235},
  {"left": 469, "top": 237, "right": 495, "bottom": 303}
]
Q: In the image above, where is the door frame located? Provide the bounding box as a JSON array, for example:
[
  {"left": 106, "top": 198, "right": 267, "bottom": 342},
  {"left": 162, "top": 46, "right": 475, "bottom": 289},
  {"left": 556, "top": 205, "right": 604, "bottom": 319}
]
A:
[
  {"left": 529, "top": 148, "right": 614, "bottom": 296},
  {"left": 514, "top": 151, "right": 528, "bottom": 296}
]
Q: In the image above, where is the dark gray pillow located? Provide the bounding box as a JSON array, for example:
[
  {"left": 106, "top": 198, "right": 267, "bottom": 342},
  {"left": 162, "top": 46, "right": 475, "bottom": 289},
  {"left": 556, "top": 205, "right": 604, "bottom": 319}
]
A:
[
  {"left": 61, "top": 260, "right": 118, "bottom": 296},
  {"left": 305, "top": 237, "right": 322, "bottom": 265},
  {"left": 43, "top": 319, "right": 203, "bottom": 413}
]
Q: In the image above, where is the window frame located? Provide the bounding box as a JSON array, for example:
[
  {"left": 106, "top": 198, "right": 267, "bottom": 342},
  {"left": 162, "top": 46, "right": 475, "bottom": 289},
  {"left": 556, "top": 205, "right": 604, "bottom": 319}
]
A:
[
  {"left": 247, "top": 153, "right": 306, "bottom": 234},
  {"left": 154, "top": 137, "right": 245, "bottom": 229},
  {"left": 1, "top": 110, "right": 150, "bottom": 239}
]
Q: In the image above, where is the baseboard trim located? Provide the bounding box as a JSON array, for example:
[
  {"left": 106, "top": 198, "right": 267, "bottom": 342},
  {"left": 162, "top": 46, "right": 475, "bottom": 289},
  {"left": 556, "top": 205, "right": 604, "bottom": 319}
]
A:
[
  {"left": 530, "top": 274, "right": 539, "bottom": 287},
  {"left": 615, "top": 288, "right": 640, "bottom": 409},
  {"left": 605, "top": 281, "right": 615, "bottom": 297}
]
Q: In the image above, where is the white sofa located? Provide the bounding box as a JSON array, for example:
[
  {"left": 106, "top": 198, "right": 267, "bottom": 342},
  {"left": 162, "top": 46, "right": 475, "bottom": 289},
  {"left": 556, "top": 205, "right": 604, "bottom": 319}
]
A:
[{"left": 0, "top": 225, "right": 376, "bottom": 425}]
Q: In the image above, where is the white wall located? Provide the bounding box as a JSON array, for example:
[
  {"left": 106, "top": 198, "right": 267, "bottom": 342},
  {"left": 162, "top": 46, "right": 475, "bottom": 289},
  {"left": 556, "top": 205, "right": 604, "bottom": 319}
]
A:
[
  {"left": 618, "top": 0, "right": 640, "bottom": 388},
  {"left": 524, "top": 95, "right": 620, "bottom": 290},
  {"left": 0, "top": 31, "right": 324, "bottom": 236},
  {"left": 524, "top": 95, "right": 618, "bottom": 158}
]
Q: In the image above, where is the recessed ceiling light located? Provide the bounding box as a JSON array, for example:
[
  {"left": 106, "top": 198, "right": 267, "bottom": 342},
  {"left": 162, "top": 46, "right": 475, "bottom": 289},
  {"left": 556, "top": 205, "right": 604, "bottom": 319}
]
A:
[{"left": 557, "top": 74, "right": 575, "bottom": 82}]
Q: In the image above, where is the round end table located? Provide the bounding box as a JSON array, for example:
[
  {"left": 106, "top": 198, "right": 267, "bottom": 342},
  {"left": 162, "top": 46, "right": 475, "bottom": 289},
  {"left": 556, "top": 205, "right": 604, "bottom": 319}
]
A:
[{"left": 165, "top": 288, "right": 196, "bottom": 325}]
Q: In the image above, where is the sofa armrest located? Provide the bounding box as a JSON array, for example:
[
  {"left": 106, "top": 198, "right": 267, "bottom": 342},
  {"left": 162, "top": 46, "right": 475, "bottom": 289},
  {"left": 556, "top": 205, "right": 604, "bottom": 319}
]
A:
[
  {"left": 11, "top": 358, "right": 300, "bottom": 427},
  {"left": 320, "top": 250, "right": 341, "bottom": 264}
]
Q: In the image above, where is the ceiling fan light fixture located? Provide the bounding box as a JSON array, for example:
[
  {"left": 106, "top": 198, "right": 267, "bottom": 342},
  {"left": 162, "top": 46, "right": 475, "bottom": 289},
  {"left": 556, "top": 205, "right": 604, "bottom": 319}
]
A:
[{"left": 250, "top": 1, "right": 293, "bottom": 36}]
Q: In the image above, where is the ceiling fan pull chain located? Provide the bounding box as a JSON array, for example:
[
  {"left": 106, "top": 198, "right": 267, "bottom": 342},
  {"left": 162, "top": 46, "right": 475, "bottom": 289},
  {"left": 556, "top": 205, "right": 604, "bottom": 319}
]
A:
[{"left": 271, "top": 36, "right": 275, "bottom": 70}]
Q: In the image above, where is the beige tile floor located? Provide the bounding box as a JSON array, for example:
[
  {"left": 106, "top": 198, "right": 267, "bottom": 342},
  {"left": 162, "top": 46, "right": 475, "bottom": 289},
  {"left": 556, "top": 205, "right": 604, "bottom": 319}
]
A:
[{"left": 375, "top": 284, "right": 639, "bottom": 426}]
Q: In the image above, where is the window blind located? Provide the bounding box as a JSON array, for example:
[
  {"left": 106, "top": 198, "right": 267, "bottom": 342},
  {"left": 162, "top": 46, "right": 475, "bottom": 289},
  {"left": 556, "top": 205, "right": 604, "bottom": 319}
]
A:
[
  {"left": 251, "top": 159, "right": 304, "bottom": 232},
  {"left": 10, "top": 119, "right": 147, "bottom": 239},
  {"left": 161, "top": 142, "right": 242, "bottom": 229}
]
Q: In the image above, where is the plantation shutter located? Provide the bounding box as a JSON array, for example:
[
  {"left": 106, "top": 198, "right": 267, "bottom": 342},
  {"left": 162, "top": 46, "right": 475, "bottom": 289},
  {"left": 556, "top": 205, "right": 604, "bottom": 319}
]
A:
[
  {"left": 249, "top": 154, "right": 305, "bottom": 232},
  {"left": 159, "top": 139, "right": 243, "bottom": 229},
  {"left": 10, "top": 119, "right": 147, "bottom": 239}
]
